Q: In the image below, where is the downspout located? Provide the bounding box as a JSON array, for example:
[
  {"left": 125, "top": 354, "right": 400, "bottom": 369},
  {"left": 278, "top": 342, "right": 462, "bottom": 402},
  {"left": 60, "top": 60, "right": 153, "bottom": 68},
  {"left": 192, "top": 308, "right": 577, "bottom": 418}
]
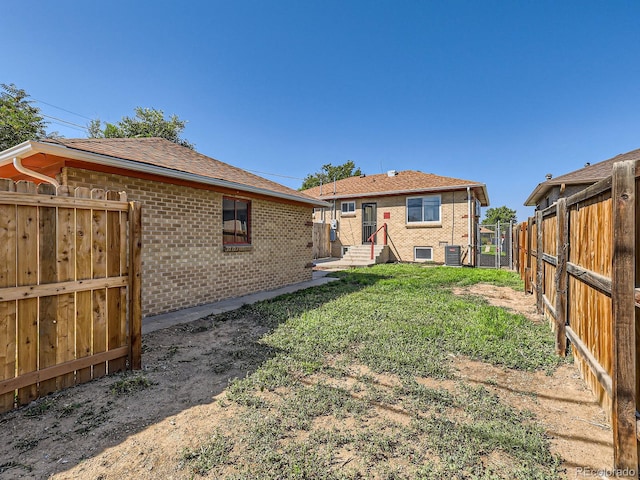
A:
[
  {"left": 451, "top": 191, "right": 455, "bottom": 245},
  {"left": 13, "top": 157, "right": 59, "bottom": 188},
  {"left": 467, "top": 187, "right": 472, "bottom": 266}
]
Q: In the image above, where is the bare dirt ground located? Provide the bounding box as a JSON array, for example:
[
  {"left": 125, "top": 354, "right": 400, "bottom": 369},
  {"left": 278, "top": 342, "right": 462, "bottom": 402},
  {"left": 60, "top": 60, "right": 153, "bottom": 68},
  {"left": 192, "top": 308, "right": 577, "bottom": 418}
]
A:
[{"left": 0, "top": 284, "right": 612, "bottom": 479}]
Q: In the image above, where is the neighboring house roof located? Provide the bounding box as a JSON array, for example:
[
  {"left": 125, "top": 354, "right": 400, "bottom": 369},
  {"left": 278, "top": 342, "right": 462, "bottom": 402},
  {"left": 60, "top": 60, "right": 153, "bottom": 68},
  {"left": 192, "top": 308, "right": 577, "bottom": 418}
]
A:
[
  {"left": 524, "top": 148, "right": 640, "bottom": 206},
  {"left": 0, "top": 138, "right": 327, "bottom": 207},
  {"left": 301, "top": 170, "right": 489, "bottom": 206}
]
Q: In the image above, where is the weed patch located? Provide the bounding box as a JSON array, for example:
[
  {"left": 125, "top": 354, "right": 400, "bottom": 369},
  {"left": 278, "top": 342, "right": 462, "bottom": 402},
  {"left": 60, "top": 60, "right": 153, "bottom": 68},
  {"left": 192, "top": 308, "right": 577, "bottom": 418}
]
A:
[
  {"left": 23, "top": 398, "right": 55, "bottom": 418},
  {"left": 180, "top": 430, "right": 233, "bottom": 476},
  {"left": 110, "top": 374, "right": 154, "bottom": 396}
]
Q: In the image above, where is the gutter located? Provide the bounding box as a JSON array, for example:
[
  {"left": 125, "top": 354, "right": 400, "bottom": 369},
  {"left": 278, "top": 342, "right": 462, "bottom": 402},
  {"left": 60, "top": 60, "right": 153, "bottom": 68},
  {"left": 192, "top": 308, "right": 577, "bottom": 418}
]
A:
[
  {"left": 13, "top": 157, "right": 59, "bottom": 187},
  {"left": 314, "top": 184, "right": 490, "bottom": 206},
  {"left": 0, "top": 141, "right": 329, "bottom": 208}
]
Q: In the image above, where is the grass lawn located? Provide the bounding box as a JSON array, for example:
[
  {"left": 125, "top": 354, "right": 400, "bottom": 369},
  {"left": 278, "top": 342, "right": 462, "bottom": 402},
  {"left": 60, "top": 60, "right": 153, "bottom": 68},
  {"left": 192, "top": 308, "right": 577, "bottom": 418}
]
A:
[{"left": 181, "top": 264, "right": 567, "bottom": 479}]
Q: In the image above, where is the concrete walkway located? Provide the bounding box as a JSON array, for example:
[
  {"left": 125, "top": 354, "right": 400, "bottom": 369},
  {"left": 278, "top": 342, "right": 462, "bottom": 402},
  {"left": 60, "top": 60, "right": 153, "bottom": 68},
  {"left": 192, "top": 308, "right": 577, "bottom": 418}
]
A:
[{"left": 142, "top": 271, "right": 339, "bottom": 334}]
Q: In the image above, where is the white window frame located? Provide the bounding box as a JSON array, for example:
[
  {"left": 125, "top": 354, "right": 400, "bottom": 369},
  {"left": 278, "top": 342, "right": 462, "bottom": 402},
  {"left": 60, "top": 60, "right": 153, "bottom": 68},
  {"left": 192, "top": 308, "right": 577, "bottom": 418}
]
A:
[
  {"left": 341, "top": 201, "right": 356, "bottom": 215},
  {"left": 406, "top": 195, "right": 441, "bottom": 224},
  {"left": 414, "top": 247, "right": 433, "bottom": 262}
]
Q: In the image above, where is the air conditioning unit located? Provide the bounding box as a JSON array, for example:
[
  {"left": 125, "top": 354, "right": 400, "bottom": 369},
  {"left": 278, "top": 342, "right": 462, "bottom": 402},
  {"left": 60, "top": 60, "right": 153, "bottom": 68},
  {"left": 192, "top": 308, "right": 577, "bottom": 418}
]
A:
[{"left": 445, "top": 245, "right": 462, "bottom": 267}]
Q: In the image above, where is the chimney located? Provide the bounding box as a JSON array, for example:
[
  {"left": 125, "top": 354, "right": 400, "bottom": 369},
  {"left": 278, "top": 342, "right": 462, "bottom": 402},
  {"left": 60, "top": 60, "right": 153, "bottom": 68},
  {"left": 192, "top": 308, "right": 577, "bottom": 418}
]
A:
[
  {"left": 545, "top": 173, "right": 553, "bottom": 180},
  {"left": 387, "top": 170, "right": 397, "bottom": 177}
]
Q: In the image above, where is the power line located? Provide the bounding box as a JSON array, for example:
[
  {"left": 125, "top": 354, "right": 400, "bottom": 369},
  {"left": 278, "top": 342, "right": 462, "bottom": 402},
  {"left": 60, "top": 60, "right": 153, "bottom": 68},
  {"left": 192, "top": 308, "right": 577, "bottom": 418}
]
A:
[
  {"left": 2, "top": 88, "right": 93, "bottom": 133},
  {"left": 40, "top": 113, "right": 89, "bottom": 132},
  {"left": 32, "top": 98, "right": 93, "bottom": 121},
  {"left": 47, "top": 121, "right": 87, "bottom": 133},
  {"left": 244, "top": 169, "right": 304, "bottom": 181}
]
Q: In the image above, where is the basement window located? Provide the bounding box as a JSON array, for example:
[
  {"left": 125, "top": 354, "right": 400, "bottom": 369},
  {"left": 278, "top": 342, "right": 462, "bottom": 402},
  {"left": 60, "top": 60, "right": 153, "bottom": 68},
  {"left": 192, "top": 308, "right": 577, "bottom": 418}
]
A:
[{"left": 414, "top": 247, "right": 433, "bottom": 262}]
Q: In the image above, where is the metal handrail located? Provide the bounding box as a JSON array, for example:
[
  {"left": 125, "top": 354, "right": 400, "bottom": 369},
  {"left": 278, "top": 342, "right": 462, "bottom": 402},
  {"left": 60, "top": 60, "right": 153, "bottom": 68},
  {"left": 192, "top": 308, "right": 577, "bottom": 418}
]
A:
[{"left": 367, "top": 223, "right": 387, "bottom": 260}]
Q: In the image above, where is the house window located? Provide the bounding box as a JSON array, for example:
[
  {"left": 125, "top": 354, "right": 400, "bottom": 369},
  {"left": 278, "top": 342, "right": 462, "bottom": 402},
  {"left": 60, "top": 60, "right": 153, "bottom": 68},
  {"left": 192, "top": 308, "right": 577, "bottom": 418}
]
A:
[
  {"left": 223, "top": 197, "right": 250, "bottom": 244},
  {"left": 407, "top": 195, "right": 441, "bottom": 223},
  {"left": 341, "top": 201, "right": 356, "bottom": 214},
  {"left": 414, "top": 247, "right": 433, "bottom": 262}
]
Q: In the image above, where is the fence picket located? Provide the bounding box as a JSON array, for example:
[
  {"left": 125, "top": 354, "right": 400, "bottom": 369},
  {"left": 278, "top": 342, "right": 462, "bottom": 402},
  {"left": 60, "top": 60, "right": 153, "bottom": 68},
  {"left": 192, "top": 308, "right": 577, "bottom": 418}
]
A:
[
  {"left": 37, "top": 183, "right": 59, "bottom": 395},
  {"left": 16, "top": 181, "right": 38, "bottom": 405},
  {"left": 0, "top": 179, "right": 17, "bottom": 411},
  {"left": 74, "top": 187, "right": 92, "bottom": 383},
  {"left": 91, "top": 189, "right": 107, "bottom": 378},
  {"left": 106, "top": 191, "right": 125, "bottom": 373}
]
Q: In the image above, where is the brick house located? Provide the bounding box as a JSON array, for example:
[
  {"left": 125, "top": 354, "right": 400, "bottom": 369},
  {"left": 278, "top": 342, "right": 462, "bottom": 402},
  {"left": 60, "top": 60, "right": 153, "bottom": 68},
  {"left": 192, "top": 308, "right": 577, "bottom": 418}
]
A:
[
  {"left": 302, "top": 170, "right": 489, "bottom": 266},
  {"left": 0, "top": 138, "right": 328, "bottom": 317},
  {"left": 525, "top": 147, "right": 640, "bottom": 210}
]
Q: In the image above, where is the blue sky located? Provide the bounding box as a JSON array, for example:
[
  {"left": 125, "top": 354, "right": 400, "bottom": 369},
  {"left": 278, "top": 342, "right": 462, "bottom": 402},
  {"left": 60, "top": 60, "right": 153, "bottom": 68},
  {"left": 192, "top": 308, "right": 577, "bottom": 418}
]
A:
[{"left": 5, "top": 0, "right": 640, "bottom": 221}]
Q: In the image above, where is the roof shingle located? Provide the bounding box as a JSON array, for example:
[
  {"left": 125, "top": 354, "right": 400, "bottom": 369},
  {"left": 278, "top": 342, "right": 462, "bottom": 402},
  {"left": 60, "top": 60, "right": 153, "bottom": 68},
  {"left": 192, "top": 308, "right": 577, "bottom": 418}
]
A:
[
  {"left": 524, "top": 147, "right": 640, "bottom": 206},
  {"left": 302, "top": 170, "right": 489, "bottom": 205},
  {"left": 42, "top": 137, "right": 321, "bottom": 205}
]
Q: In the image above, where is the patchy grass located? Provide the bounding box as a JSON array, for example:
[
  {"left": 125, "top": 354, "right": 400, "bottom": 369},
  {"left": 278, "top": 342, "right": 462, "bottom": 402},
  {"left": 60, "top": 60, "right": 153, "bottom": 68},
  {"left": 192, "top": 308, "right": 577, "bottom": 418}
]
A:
[
  {"left": 110, "top": 374, "right": 154, "bottom": 396},
  {"left": 23, "top": 398, "right": 55, "bottom": 418},
  {"left": 181, "top": 264, "right": 565, "bottom": 478},
  {"left": 180, "top": 430, "right": 234, "bottom": 476}
]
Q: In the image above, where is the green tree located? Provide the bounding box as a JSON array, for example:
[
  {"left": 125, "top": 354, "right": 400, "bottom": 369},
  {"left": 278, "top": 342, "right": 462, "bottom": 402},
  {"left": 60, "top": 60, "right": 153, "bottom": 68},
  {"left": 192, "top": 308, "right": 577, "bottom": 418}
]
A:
[
  {"left": 482, "top": 206, "right": 517, "bottom": 225},
  {"left": 88, "top": 107, "right": 194, "bottom": 149},
  {"left": 0, "top": 83, "right": 49, "bottom": 151},
  {"left": 300, "top": 161, "right": 362, "bottom": 190}
]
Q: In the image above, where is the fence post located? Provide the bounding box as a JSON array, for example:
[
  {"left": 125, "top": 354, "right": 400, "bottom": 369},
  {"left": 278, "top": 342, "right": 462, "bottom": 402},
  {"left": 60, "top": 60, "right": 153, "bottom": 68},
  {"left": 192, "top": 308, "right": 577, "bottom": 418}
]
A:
[
  {"left": 128, "top": 201, "right": 142, "bottom": 370},
  {"left": 512, "top": 222, "right": 519, "bottom": 273},
  {"left": 535, "top": 211, "right": 543, "bottom": 313},
  {"left": 610, "top": 160, "right": 637, "bottom": 472},
  {"left": 526, "top": 217, "right": 533, "bottom": 293},
  {"left": 554, "top": 198, "right": 568, "bottom": 357}
]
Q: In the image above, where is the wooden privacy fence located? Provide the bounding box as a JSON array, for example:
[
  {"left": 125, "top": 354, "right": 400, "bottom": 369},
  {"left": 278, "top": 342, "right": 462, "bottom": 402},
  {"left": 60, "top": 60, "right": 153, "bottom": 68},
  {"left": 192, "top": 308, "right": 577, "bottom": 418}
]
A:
[
  {"left": 312, "top": 222, "right": 331, "bottom": 259},
  {"left": 513, "top": 160, "right": 638, "bottom": 472},
  {"left": 0, "top": 179, "right": 142, "bottom": 414}
]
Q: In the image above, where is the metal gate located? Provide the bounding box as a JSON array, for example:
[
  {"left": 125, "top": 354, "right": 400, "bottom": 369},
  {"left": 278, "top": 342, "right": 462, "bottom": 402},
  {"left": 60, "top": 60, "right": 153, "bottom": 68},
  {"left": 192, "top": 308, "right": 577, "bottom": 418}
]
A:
[{"left": 477, "top": 222, "right": 513, "bottom": 268}]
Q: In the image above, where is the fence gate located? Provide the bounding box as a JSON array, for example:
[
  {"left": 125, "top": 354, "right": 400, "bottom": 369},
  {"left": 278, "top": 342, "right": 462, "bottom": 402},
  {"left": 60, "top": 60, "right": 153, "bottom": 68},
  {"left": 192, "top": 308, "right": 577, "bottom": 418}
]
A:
[
  {"left": 0, "top": 179, "right": 142, "bottom": 413},
  {"left": 476, "top": 222, "right": 513, "bottom": 268},
  {"left": 312, "top": 222, "right": 331, "bottom": 259}
]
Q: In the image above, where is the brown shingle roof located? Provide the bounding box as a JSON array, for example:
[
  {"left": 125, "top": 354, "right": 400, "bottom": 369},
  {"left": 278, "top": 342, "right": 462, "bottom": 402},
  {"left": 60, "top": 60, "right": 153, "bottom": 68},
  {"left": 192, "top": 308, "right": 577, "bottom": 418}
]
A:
[
  {"left": 41, "top": 137, "right": 323, "bottom": 206},
  {"left": 550, "top": 148, "right": 640, "bottom": 184},
  {"left": 524, "top": 147, "right": 640, "bottom": 206},
  {"left": 302, "top": 170, "right": 489, "bottom": 205}
]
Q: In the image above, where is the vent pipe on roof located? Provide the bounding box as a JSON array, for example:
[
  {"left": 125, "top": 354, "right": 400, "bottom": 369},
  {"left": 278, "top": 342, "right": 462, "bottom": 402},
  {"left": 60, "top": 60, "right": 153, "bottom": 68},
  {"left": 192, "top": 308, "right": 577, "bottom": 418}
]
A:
[
  {"left": 13, "top": 157, "right": 59, "bottom": 188},
  {"left": 387, "top": 170, "right": 397, "bottom": 177},
  {"left": 545, "top": 173, "right": 553, "bottom": 180},
  {"left": 584, "top": 162, "right": 591, "bottom": 167}
]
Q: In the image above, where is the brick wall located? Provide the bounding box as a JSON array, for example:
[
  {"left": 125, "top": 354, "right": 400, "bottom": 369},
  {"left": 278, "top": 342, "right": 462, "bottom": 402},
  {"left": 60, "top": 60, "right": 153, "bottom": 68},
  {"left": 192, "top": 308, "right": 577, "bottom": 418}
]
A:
[
  {"left": 63, "top": 167, "right": 313, "bottom": 317},
  {"left": 330, "top": 190, "right": 476, "bottom": 263}
]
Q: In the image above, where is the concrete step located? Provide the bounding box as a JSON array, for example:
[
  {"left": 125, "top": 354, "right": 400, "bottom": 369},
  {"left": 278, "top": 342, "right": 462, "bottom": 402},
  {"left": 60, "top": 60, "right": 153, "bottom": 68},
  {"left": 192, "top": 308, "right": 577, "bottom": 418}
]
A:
[{"left": 342, "top": 245, "right": 389, "bottom": 264}]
